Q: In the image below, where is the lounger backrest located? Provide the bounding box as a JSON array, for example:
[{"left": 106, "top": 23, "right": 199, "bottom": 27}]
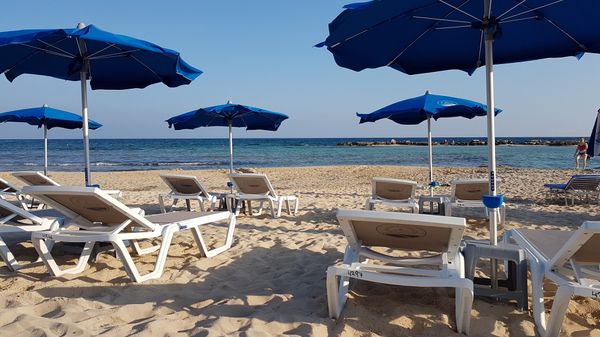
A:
[
  {"left": 22, "top": 186, "right": 156, "bottom": 231},
  {"left": 551, "top": 221, "right": 600, "bottom": 268},
  {"left": 337, "top": 209, "right": 465, "bottom": 258},
  {"left": 372, "top": 177, "right": 417, "bottom": 201},
  {"left": 0, "top": 178, "right": 18, "bottom": 193},
  {"left": 160, "top": 174, "right": 208, "bottom": 196},
  {"left": 12, "top": 171, "right": 60, "bottom": 187},
  {"left": 451, "top": 179, "right": 490, "bottom": 202},
  {"left": 228, "top": 173, "right": 276, "bottom": 197},
  {"left": 565, "top": 175, "right": 600, "bottom": 191},
  {"left": 0, "top": 198, "right": 44, "bottom": 224}
]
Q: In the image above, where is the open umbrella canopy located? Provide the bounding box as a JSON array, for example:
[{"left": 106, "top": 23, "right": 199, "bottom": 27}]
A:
[
  {"left": 317, "top": 0, "right": 600, "bottom": 75},
  {"left": 0, "top": 105, "right": 102, "bottom": 129},
  {"left": 167, "top": 103, "right": 289, "bottom": 131},
  {"left": 167, "top": 102, "right": 289, "bottom": 174},
  {"left": 357, "top": 91, "right": 501, "bottom": 125},
  {"left": 0, "top": 23, "right": 202, "bottom": 186},
  {"left": 0, "top": 24, "right": 202, "bottom": 89}
]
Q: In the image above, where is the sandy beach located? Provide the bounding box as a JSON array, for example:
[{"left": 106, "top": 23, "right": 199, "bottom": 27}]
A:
[{"left": 0, "top": 165, "right": 599, "bottom": 336}]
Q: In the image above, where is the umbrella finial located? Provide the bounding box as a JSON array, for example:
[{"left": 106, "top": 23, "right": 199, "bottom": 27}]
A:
[
  {"left": 43, "top": 104, "right": 48, "bottom": 108},
  {"left": 227, "top": 100, "right": 233, "bottom": 104},
  {"left": 77, "top": 22, "right": 87, "bottom": 29},
  {"left": 425, "top": 90, "right": 431, "bottom": 95}
]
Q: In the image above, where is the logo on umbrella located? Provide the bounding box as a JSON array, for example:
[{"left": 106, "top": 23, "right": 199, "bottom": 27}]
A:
[{"left": 437, "top": 100, "right": 458, "bottom": 107}]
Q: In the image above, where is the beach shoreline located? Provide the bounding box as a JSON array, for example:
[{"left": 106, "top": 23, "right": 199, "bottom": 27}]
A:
[{"left": 0, "top": 165, "right": 598, "bottom": 336}]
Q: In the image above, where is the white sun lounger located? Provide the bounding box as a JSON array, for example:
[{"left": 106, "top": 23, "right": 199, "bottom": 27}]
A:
[
  {"left": 365, "top": 177, "right": 419, "bottom": 213},
  {"left": 508, "top": 223, "right": 600, "bottom": 337},
  {"left": 0, "top": 177, "right": 44, "bottom": 210},
  {"left": 0, "top": 177, "right": 19, "bottom": 199},
  {"left": 0, "top": 199, "right": 64, "bottom": 271},
  {"left": 445, "top": 178, "right": 505, "bottom": 224},
  {"left": 158, "top": 174, "right": 220, "bottom": 213},
  {"left": 13, "top": 171, "right": 123, "bottom": 200},
  {"left": 227, "top": 173, "right": 299, "bottom": 218},
  {"left": 544, "top": 174, "right": 600, "bottom": 206},
  {"left": 24, "top": 186, "right": 236, "bottom": 283},
  {"left": 327, "top": 209, "right": 473, "bottom": 335}
]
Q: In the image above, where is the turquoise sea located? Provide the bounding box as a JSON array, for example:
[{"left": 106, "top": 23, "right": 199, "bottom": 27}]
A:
[{"left": 0, "top": 137, "right": 588, "bottom": 172}]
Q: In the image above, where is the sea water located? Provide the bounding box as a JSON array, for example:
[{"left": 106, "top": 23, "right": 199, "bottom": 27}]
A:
[{"left": 0, "top": 137, "right": 585, "bottom": 172}]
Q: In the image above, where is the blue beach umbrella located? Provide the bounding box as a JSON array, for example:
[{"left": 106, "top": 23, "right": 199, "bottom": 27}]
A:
[
  {"left": 0, "top": 23, "right": 202, "bottom": 185},
  {"left": 167, "top": 101, "right": 289, "bottom": 173},
  {"left": 358, "top": 91, "right": 501, "bottom": 195},
  {"left": 0, "top": 105, "right": 102, "bottom": 175},
  {"left": 318, "top": 0, "right": 600, "bottom": 247},
  {"left": 587, "top": 109, "right": 600, "bottom": 158}
]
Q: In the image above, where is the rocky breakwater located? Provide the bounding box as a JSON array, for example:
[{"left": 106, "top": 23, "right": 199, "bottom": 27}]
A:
[{"left": 337, "top": 139, "right": 579, "bottom": 146}]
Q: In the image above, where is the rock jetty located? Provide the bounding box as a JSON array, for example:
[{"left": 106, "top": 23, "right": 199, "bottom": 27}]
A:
[{"left": 336, "top": 139, "right": 579, "bottom": 147}]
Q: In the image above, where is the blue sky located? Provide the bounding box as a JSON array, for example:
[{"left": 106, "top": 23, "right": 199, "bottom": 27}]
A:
[{"left": 0, "top": 1, "right": 598, "bottom": 139}]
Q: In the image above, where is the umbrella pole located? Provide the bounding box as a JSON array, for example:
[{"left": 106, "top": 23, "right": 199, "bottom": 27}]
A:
[
  {"left": 484, "top": 0, "right": 499, "bottom": 289},
  {"left": 43, "top": 122, "right": 48, "bottom": 176},
  {"left": 427, "top": 116, "right": 433, "bottom": 196},
  {"left": 80, "top": 70, "right": 91, "bottom": 187},
  {"left": 484, "top": 26, "right": 498, "bottom": 248},
  {"left": 228, "top": 122, "right": 234, "bottom": 174}
]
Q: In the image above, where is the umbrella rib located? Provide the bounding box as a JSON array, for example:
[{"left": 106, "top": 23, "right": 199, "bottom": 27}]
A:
[
  {"left": 438, "top": 0, "right": 481, "bottom": 22},
  {"left": 541, "top": 17, "right": 585, "bottom": 49},
  {"left": 327, "top": 2, "right": 439, "bottom": 48},
  {"left": 412, "top": 16, "right": 471, "bottom": 24},
  {"left": 87, "top": 43, "right": 118, "bottom": 58},
  {"left": 36, "top": 39, "right": 76, "bottom": 57},
  {"left": 499, "top": 0, "right": 584, "bottom": 49},
  {"left": 128, "top": 55, "right": 163, "bottom": 81},
  {"left": 89, "top": 50, "right": 142, "bottom": 60},
  {"left": 501, "top": 0, "right": 564, "bottom": 21},
  {"left": 390, "top": 0, "right": 473, "bottom": 65},
  {"left": 20, "top": 43, "right": 72, "bottom": 58},
  {"left": 434, "top": 25, "right": 472, "bottom": 30},
  {"left": 476, "top": 30, "right": 484, "bottom": 67},
  {"left": 497, "top": 0, "right": 527, "bottom": 19},
  {"left": 500, "top": 16, "right": 539, "bottom": 24}
]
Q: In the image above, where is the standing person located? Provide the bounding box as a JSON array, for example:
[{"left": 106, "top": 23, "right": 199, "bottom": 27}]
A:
[{"left": 575, "top": 137, "right": 589, "bottom": 170}]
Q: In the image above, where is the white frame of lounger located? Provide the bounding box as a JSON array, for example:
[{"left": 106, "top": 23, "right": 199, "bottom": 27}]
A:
[
  {"left": 445, "top": 178, "right": 506, "bottom": 224},
  {"left": 365, "top": 177, "right": 419, "bottom": 213},
  {"left": 24, "top": 186, "right": 236, "bottom": 283},
  {"left": 509, "top": 222, "right": 600, "bottom": 337},
  {"left": 227, "top": 173, "right": 299, "bottom": 218},
  {"left": 327, "top": 209, "right": 473, "bottom": 335},
  {"left": 0, "top": 199, "right": 63, "bottom": 271},
  {"left": 13, "top": 171, "right": 123, "bottom": 200},
  {"left": 158, "top": 174, "right": 218, "bottom": 213}
]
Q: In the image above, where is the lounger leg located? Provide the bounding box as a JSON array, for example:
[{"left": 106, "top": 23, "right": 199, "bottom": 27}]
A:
[
  {"left": 445, "top": 204, "right": 452, "bottom": 217},
  {"left": 455, "top": 284, "right": 474, "bottom": 335},
  {"left": 326, "top": 266, "right": 344, "bottom": 319},
  {"left": 285, "top": 199, "right": 291, "bottom": 215},
  {"left": 32, "top": 238, "right": 94, "bottom": 276},
  {"left": 131, "top": 240, "right": 161, "bottom": 255},
  {"left": 197, "top": 198, "right": 205, "bottom": 212},
  {"left": 111, "top": 227, "right": 176, "bottom": 283},
  {"left": 185, "top": 199, "right": 192, "bottom": 211},
  {"left": 545, "top": 286, "right": 573, "bottom": 337},
  {"left": 191, "top": 213, "right": 236, "bottom": 258},
  {"left": 293, "top": 198, "right": 299, "bottom": 215},
  {"left": 0, "top": 235, "right": 20, "bottom": 271},
  {"left": 276, "top": 199, "right": 284, "bottom": 218},
  {"left": 159, "top": 194, "right": 167, "bottom": 213},
  {"left": 171, "top": 198, "right": 178, "bottom": 212},
  {"left": 269, "top": 199, "right": 276, "bottom": 218},
  {"left": 530, "top": 261, "right": 548, "bottom": 337}
]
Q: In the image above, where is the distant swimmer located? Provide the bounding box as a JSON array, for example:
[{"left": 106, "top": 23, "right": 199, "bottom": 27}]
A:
[{"left": 575, "top": 137, "right": 588, "bottom": 170}]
